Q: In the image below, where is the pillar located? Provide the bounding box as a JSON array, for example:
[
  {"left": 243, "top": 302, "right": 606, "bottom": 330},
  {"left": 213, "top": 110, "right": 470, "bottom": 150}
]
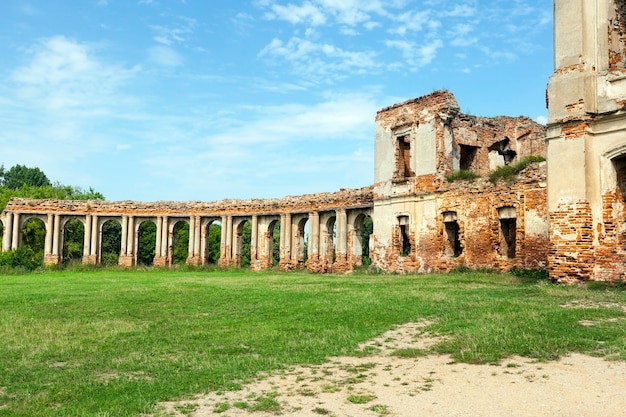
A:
[
  {"left": 250, "top": 215, "right": 258, "bottom": 262},
  {"left": 306, "top": 211, "right": 320, "bottom": 271},
  {"left": 82, "top": 214, "right": 97, "bottom": 265},
  {"left": 11, "top": 212, "right": 20, "bottom": 250},
  {"left": 90, "top": 215, "right": 99, "bottom": 263},
  {"left": 2, "top": 212, "right": 12, "bottom": 252}
]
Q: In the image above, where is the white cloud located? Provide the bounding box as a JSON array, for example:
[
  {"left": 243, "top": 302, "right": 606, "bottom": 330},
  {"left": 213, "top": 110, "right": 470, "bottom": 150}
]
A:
[
  {"left": 150, "top": 17, "right": 196, "bottom": 46},
  {"left": 148, "top": 45, "right": 183, "bottom": 67},
  {"left": 388, "top": 10, "right": 433, "bottom": 36},
  {"left": 11, "top": 36, "right": 139, "bottom": 111},
  {"left": 264, "top": 2, "right": 326, "bottom": 26},
  {"left": 385, "top": 38, "right": 443, "bottom": 69},
  {"left": 259, "top": 37, "right": 378, "bottom": 78}
]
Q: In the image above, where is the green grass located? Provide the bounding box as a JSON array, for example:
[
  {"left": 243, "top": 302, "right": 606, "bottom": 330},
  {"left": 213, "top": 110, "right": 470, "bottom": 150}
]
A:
[
  {"left": 445, "top": 169, "right": 481, "bottom": 182},
  {"left": 0, "top": 268, "right": 625, "bottom": 416},
  {"left": 489, "top": 155, "right": 546, "bottom": 184}
]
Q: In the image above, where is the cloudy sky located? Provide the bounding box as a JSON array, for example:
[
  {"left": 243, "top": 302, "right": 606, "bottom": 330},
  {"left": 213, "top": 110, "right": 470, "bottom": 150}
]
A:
[{"left": 0, "top": 1, "right": 552, "bottom": 202}]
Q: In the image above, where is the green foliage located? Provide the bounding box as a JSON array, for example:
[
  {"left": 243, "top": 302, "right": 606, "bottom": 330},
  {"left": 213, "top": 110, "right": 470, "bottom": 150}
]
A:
[
  {"left": 0, "top": 164, "right": 51, "bottom": 190},
  {"left": 489, "top": 155, "right": 546, "bottom": 184},
  {"left": 137, "top": 221, "right": 157, "bottom": 266},
  {"left": 361, "top": 216, "right": 372, "bottom": 267},
  {"left": 62, "top": 219, "right": 84, "bottom": 263},
  {"left": 101, "top": 221, "right": 121, "bottom": 265},
  {"left": 0, "top": 245, "right": 43, "bottom": 270},
  {"left": 172, "top": 222, "right": 189, "bottom": 264},
  {"left": 445, "top": 170, "right": 481, "bottom": 182},
  {"left": 207, "top": 223, "right": 221, "bottom": 264},
  {"left": 22, "top": 218, "right": 46, "bottom": 257},
  {"left": 0, "top": 184, "right": 104, "bottom": 214}
]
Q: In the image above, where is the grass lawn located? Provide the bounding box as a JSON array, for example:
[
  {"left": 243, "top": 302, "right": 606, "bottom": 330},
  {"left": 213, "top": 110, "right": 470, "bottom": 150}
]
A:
[{"left": 0, "top": 268, "right": 625, "bottom": 416}]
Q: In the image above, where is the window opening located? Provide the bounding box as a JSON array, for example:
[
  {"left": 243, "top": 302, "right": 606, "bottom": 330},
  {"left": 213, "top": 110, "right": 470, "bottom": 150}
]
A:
[
  {"left": 396, "top": 135, "right": 412, "bottom": 178},
  {"left": 443, "top": 211, "right": 462, "bottom": 257},
  {"left": 498, "top": 207, "right": 516, "bottom": 259},
  {"left": 398, "top": 215, "right": 411, "bottom": 256},
  {"left": 488, "top": 138, "right": 517, "bottom": 167},
  {"left": 459, "top": 144, "right": 479, "bottom": 171}
]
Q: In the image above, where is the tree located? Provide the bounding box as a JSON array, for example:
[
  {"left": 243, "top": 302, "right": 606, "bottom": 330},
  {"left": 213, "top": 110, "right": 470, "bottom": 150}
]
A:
[
  {"left": 137, "top": 221, "right": 157, "bottom": 266},
  {"left": 207, "top": 223, "right": 221, "bottom": 264},
  {"left": 1, "top": 164, "right": 51, "bottom": 190}
]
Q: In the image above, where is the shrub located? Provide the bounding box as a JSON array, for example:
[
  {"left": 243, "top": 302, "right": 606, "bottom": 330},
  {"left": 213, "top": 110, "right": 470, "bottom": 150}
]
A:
[
  {"left": 489, "top": 155, "right": 545, "bottom": 184},
  {"left": 446, "top": 170, "right": 480, "bottom": 182},
  {"left": 0, "top": 246, "right": 43, "bottom": 271}
]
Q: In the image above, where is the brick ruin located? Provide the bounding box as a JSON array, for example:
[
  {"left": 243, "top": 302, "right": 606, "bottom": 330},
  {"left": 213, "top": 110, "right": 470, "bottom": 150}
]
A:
[
  {"left": 370, "top": 91, "right": 548, "bottom": 274},
  {"left": 3, "top": 0, "right": 626, "bottom": 283}
]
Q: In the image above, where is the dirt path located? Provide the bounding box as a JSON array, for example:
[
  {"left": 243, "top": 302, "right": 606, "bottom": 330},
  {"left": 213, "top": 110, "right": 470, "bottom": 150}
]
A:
[{"left": 155, "top": 321, "right": 626, "bottom": 417}]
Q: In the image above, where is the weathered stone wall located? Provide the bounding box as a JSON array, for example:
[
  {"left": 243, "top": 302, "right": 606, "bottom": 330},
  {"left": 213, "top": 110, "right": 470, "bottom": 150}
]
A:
[{"left": 371, "top": 163, "right": 548, "bottom": 273}]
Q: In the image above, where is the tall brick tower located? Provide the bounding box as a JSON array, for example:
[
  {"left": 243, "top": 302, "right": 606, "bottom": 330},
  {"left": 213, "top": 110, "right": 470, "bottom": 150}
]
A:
[{"left": 547, "top": 0, "right": 626, "bottom": 282}]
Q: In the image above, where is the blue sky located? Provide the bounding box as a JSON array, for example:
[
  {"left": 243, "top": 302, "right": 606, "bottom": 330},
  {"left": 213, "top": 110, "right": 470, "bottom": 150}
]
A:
[{"left": 0, "top": 1, "right": 552, "bottom": 202}]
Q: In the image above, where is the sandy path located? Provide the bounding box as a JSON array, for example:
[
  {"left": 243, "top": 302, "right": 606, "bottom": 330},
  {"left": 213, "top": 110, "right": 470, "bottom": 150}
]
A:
[{"left": 155, "top": 321, "right": 626, "bottom": 417}]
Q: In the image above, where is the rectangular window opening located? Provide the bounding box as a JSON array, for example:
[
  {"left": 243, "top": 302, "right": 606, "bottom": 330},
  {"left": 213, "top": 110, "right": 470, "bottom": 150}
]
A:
[
  {"left": 445, "top": 221, "right": 462, "bottom": 257},
  {"left": 459, "top": 144, "right": 478, "bottom": 171},
  {"left": 396, "top": 135, "right": 412, "bottom": 178},
  {"left": 499, "top": 218, "right": 516, "bottom": 259}
]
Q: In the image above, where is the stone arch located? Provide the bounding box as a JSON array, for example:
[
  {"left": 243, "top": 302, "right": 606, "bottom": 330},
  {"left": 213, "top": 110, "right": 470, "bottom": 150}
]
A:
[
  {"left": 62, "top": 217, "right": 85, "bottom": 264},
  {"left": 100, "top": 218, "right": 122, "bottom": 265},
  {"left": 21, "top": 216, "right": 47, "bottom": 258},
  {"left": 293, "top": 215, "right": 309, "bottom": 269},
  {"left": 170, "top": 219, "right": 189, "bottom": 265},
  {"left": 136, "top": 219, "right": 157, "bottom": 266},
  {"left": 265, "top": 218, "right": 280, "bottom": 268},
  {"left": 352, "top": 212, "right": 373, "bottom": 267},
  {"left": 234, "top": 218, "right": 252, "bottom": 268},
  {"left": 201, "top": 218, "right": 222, "bottom": 265},
  {"left": 320, "top": 213, "right": 337, "bottom": 269}
]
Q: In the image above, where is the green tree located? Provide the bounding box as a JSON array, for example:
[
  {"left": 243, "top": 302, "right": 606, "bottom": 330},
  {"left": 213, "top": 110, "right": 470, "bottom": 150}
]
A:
[
  {"left": 101, "top": 220, "right": 121, "bottom": 265},
  {"left": 240, "top": 221, "right": 252, "bottom": 268},
  {"left": 62, "top": 219, "right": 84, "bottom": 263},
  {"left": 1, "top": 164, "right": 51, "bottom": 189},
  {"left": 207, "top": 223, "right": 221, "bottom": 264},
  {"left": 172, "top": 222, "right": 189, "bottom": 264},
  {"left": 361, "top": 216, "right": 373, "bottom": 267},
  {"left": 137, "top": 221, "right": 156, "bottom": 266}
]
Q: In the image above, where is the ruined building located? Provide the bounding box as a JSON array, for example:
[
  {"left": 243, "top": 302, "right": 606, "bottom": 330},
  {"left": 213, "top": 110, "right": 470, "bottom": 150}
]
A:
[{"left": 2, "top": 0, "right": 626, "bottom": 282}]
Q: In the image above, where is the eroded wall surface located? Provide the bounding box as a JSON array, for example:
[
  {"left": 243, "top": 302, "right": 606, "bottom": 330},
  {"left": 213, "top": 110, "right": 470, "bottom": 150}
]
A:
[{"left": 547, "top": 0, "right": 626, "bottom": 282}]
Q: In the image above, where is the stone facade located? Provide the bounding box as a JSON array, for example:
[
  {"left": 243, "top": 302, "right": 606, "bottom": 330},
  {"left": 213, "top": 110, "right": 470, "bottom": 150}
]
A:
[
  {"left": 546, "top": 0, "right": 626, "bottom": 282},
  {"left": 370, "top": 91, "right": 548, "bottom": 274}
]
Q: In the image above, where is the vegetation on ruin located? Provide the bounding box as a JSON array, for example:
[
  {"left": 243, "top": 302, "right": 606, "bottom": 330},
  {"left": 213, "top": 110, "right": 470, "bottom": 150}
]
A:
[
  {"left": 0, "top": 268, "right": 625, "bottom": 416},
  {"left": 488, "top": 155, "right": 546, "bottom": 184},
  {"left": 445, "top": 169, "right": 481, "bottom": 182}
]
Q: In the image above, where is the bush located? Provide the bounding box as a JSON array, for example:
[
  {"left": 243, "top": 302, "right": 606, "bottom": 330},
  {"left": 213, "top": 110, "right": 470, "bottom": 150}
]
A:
[
  {"left": 445, "top": 170, "right": 480, "bottom": 182},
  {"left": 0, "top": 246, "right": 43, "bottom": 271},
  {"left": 489, "top": 155, "right": 545, "bottom": 184}
]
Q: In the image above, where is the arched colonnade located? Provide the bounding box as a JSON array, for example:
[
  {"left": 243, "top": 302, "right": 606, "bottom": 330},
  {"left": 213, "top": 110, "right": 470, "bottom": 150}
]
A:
[{"left": 0, "top": 188, "right": 373, "bottom": 272}]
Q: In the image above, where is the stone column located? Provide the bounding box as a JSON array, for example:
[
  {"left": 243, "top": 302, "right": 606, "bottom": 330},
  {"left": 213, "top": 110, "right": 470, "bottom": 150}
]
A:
[
  {"left": 280, "top": 213, "right": 292, "bottom": 270},
  {"left": 81, "top": 214, "right": 97, "bottom": 265},
  {"left": 306, "top": 211, "right": 320, "bottom": 271},
  {"left": 194, "top": 216, "right": 201, "bottom": 260},
  {"left": 43, "top": 214, "right": 53, "bottom": 256},
  {"left": 46, "top": 214, "right": 61, "bottom": 265},
  {"left": 219, "top": 215, "right": 233, "bottom": 268},
  {"left": 83, "top": 215, "right": 91, "bottom": 258},
  {"left": 336, "top": 209, "right": 348, "bottom": 267},
  {"left": 90, "top": 215, "right": 99, "bottom": 263},
  {"left": 153, "top": 216, "right": 166, "bottom": 267},
  {"left": 120, "top": 216, "right": 128, "bottom": 256},
  {"left": 11, "top": 212, "right": 20, "bottom": 250},
  {"left": 250, "top": 215, "right": 258, "bottom": 263},
  {"left": 2, "top": 212, "right": 12, "bottom": 252}
]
